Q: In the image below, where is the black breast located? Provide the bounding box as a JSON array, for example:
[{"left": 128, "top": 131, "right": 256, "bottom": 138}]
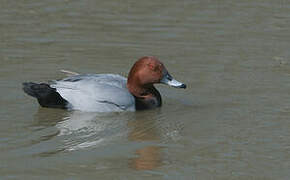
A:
[{"left": 134, "top": 96, "right": 162, "bottom": 110}]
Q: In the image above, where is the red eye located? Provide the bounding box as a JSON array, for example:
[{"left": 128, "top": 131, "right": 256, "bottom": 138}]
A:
[
  {"left": 148, "top": 63, "right": 156, "bottom": 71},
  {"left": 148, "top": 63, "right": 161, "bottom": 72}
]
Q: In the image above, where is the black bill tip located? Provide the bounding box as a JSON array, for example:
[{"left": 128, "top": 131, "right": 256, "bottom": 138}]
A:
[{"left": 179, "top": 84, "right": 186, "bottom": 89}]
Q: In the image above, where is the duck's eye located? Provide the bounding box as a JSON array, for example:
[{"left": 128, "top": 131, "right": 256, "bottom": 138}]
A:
[
  {"left": 148, "top": 64, "right": 155, "bottom": 71},
  {"left": 148, "top": 64, "right": 159, "bottom": 72}
]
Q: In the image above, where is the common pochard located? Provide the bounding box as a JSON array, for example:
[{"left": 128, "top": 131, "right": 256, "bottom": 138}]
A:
[{"left": 23, "top": 56, "right": 186, "bottom": 112}]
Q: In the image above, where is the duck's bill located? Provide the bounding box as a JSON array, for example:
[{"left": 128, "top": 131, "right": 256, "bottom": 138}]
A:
[{"left": 161, "top": 73, "right": 186, "bottom": 89}]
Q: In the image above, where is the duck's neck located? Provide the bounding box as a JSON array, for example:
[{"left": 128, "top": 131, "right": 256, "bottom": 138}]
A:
[{"left": 127, "top": 83, "right": 162, "bottom": 110}]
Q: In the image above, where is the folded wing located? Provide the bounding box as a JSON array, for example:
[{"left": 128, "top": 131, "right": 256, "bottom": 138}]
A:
[{"left": 50, "top": 74, "right": 135, "bottom": 112}]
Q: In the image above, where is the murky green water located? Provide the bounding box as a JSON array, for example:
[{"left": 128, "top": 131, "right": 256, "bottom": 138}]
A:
[{"left": 1, "top": 0, "right": 290, "bottom": 179}]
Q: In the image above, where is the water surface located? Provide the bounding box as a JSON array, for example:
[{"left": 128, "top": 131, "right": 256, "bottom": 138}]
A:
[{"left": 1, "top": 0, "right": 290, "bottom": 179}]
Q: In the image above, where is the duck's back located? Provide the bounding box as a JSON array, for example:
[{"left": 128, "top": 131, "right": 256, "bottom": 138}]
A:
[{"left": 50, "top": 74, "right": 135, "bottom": 112}]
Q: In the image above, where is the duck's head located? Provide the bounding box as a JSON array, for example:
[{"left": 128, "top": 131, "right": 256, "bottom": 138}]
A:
[{"left": 127, "top": 56, "right": 186, "bottom": 96}]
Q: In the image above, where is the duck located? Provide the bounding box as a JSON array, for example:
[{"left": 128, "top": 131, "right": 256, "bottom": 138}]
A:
[{"left": 22, "top": 56, "right": 186, "bottom": 112}]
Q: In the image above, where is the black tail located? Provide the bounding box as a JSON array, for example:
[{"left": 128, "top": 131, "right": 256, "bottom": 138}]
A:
[{"left": 22, "top": 82, "right": 68, "bottom": 109}]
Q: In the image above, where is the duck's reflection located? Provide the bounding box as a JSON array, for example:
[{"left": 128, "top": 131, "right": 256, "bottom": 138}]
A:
[
  {"left": 33, "top": 108, "right": 163, "bottom": 170},
  {"left": 54, "top": 111, "right": 131, "bottom": 151},
  {"left": 127, "top": 111, "right": 162, "bottom": 170},
  {"left": 33, "top": 109, "right": 127, "bottom": 152}
]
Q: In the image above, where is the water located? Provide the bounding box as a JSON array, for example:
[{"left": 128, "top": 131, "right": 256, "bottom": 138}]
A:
[{"left": 1, "top": 0, "right": 290, "bottom": 179}]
